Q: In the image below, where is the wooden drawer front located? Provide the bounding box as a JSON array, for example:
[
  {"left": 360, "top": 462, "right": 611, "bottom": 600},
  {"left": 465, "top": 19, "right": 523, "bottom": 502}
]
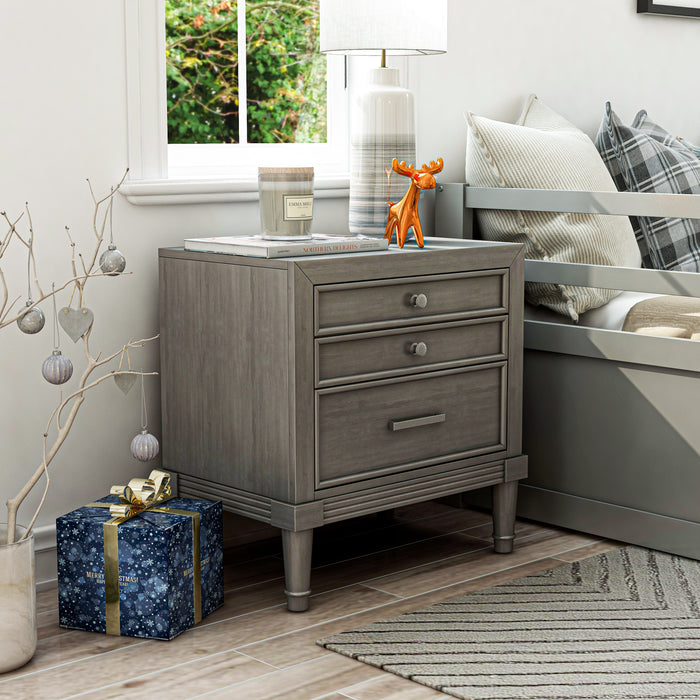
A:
[
  {"left": 315, "top": 271, "right": 507, "bottom": 334},
  {"left": 315, "top": 364, "right": 506, "bottom": 489},
  {"left": 316, "top": 317, "right": 507, "bottom": 386}
]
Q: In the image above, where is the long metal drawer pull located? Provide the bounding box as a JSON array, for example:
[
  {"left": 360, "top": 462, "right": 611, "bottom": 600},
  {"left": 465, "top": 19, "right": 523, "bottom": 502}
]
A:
[{"left": 388, "top": 413, "right": 446, "bottom": 431}]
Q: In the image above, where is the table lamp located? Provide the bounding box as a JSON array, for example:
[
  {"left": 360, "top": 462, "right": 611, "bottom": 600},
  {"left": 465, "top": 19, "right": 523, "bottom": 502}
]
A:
[{"left": 320, "top": 0, "right": 447, "bottom": 237}]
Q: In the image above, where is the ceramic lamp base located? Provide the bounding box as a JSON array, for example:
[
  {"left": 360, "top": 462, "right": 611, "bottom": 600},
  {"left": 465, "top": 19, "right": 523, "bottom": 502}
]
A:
[
  {"left": 350, "top": 135, "right": 416, "bottom": 237},
  {"left": 349, "top": 67, "right": 416, "bottom": 238}
]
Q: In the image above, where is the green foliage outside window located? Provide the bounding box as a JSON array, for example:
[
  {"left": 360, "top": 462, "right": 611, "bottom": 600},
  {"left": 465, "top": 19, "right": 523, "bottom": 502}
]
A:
[{"left": 165, "top": 0, "right": 327, "bottom": 145}]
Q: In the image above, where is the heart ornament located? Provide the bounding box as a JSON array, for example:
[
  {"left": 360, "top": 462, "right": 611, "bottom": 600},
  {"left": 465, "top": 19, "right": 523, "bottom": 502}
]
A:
[
  {"left": 58, "top": 307, "right": 94, "bottom": 343},
  {"left": 114, "top": 372, "right": 138, "bottom": 395}
]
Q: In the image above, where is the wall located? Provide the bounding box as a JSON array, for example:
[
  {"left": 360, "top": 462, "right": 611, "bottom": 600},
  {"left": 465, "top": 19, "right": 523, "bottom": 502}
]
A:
[
  {"left": 412, "top": 0, "right": 700, "bottom": 182},
  {"left": 0, "top": 0, "right": 696, "bottom": 585}
]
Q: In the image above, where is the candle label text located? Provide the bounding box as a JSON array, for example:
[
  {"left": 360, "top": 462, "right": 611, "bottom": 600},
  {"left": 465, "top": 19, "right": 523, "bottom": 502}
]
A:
[{"left": 283, "top": 195, "right": 314, "bottom": 221}]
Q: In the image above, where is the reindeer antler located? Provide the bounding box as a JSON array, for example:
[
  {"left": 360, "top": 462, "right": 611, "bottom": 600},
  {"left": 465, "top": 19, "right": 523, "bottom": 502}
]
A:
[
  {"left": 421, "top": 158, "right": 444, "bottom": 175},
  {"left": 392, "top": 159, "right": 417, "bottom": 178}
]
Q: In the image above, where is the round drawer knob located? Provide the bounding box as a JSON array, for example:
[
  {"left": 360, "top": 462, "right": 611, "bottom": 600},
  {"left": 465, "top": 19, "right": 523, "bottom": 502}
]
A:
[
  {"left": 410, "top": 293, "right": 428, "bottom": 309},
  {"left": 410, "top": 342, "right": 428, "bottom": 357}
]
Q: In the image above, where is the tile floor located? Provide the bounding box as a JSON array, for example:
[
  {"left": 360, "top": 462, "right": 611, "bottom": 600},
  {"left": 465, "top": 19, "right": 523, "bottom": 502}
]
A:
[{"left": 0, "top": 501, "right": 621, "bottom": 700}]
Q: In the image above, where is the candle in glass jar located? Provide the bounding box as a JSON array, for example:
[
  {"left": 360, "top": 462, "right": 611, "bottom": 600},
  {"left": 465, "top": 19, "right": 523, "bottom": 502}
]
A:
[{"left": 258, "top": 167, "right": 314, "bottom": 241}]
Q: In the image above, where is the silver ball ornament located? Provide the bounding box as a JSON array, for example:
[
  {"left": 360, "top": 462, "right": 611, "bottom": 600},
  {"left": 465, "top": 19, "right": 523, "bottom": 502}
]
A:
[
  {"left": 17, "top": 302, "right": 45, "bottom": 334},
  {"left": 42, "top": 350, "right": 73, "bottom": 385},
  {"left": 99, "top": 244, "right": 127, "bottom": 276},
  {"left": 130, "top": 430, "right": 160, "bottom": 462}
]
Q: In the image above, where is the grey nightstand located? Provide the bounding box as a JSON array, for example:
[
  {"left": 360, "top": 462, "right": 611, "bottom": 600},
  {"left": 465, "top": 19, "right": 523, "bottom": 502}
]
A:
[{"left": 158, "top": 238, "right": 527, "bottom": 611}]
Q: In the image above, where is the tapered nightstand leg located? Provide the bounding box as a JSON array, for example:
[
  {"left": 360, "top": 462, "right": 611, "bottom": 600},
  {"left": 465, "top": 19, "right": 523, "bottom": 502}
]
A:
[
  {"left": 281, "top": 528, "right": 314, "bottom": 612},
  {"left": 492, "top": 481, "right": 518, "bottom": 554}
]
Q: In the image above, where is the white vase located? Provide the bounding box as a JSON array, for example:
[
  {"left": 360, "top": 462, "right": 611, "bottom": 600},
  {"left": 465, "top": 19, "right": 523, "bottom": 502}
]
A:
[{"left": 0, "top": 524, "right": 37, "bottom": 673}]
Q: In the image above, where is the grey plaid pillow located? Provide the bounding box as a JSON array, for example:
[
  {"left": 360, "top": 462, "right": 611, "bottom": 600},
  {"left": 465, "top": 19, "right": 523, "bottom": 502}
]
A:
[
  {"left": 595, "top": 103, "right": 700, "bottom": 271},
  {"left": 679, "top": 137, "right": 700, "bottom": 160}
]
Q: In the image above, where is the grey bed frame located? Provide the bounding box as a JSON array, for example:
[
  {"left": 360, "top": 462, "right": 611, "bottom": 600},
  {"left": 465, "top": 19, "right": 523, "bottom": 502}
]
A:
[{"left": 434, "top": 184, "right": 700, "bottom": 559}]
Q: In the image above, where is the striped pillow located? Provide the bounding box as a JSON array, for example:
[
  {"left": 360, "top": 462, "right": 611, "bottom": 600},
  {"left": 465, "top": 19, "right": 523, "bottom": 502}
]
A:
[
  {"left": 465, "top": 95, "right": 641, "bottom": 322},
  {"left": 595, "top": 104, "right": 700, "bottom": 271}
]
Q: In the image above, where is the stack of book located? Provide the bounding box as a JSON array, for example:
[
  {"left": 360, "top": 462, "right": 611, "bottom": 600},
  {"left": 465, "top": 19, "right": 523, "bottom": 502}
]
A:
[{"left": 183, "top": 234, "right": 388, "bottom": 259}]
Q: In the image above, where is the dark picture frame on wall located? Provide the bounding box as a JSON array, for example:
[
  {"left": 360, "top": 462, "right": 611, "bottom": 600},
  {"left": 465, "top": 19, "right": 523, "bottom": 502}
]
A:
[{"left": 637, "top": 0, "right": 700, "bottom": 17}]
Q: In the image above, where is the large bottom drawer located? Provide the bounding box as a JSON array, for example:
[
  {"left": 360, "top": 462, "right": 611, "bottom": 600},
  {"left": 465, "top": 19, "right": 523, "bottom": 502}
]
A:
[{"left": 315, "top": 363, "right": 507, "bottom": 489}]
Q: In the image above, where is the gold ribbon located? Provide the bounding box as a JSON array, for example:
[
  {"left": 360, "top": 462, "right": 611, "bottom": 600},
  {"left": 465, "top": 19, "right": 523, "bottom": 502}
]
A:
[
  {"left": 108, "top": 468, "right": 172, "bottom": 519},
  {"left": 86, "top": 469, "right": 203, "bottom": 636}
]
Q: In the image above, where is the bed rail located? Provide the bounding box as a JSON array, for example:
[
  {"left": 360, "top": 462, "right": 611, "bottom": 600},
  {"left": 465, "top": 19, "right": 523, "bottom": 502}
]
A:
[
  {"left": 464, "top": 186, "right": 700, "bottom": 219},
  {"left": 524, "top": 259, "right": 700, "bottom": 298},
  {"left": 434, "top": 183, "right": 700, "bottom": 297},
  {"left": 433, "top": 184, "right": 700, "bottom": 372}
]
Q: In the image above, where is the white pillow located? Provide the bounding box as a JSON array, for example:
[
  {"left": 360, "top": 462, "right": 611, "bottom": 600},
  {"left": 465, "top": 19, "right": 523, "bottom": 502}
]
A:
[{"left": 465, "top": 95, "right": 642, "bottom": 321}]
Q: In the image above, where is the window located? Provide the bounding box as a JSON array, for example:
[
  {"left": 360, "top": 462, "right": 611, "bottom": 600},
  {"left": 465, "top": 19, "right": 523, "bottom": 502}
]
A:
[
  {"left": 165, "top": 0, "right": 347, "bottom": 179},
  {"left": 166, "top": 0, "right": 327, "bottom": 146},
  {"left": 123, "top": 0, "right": 348, "bottom": 194}
]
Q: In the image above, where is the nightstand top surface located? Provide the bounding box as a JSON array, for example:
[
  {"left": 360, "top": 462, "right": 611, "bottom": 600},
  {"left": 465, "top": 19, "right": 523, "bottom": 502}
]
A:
[
  {"left": 159, "top": 237, "right": 518, "bottom": 259},
  {"left": 159, "top": 237, "right": 525, "bottom": 284}
]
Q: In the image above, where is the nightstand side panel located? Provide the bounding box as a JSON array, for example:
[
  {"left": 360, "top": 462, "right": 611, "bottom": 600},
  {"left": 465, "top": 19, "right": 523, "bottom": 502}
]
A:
[{"left": 160, "top": 256, "right": 292, "bottom": 500}]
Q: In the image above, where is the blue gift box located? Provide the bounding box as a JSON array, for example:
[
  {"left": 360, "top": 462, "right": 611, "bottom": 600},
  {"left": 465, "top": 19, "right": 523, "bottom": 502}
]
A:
[{"left": 56, "top": 494, "right": 223, "bottom": 640}]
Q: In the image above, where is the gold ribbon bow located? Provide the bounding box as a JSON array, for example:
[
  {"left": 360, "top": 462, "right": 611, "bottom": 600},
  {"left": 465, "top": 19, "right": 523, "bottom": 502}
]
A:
[{"left": 108, "top": 468, "right": 172, "bottom": 519}]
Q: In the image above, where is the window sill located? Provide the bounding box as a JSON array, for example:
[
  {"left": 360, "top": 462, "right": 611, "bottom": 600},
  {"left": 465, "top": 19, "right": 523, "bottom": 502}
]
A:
[{"left": 120, "top": 175, "right": 350, "bottom": 206}]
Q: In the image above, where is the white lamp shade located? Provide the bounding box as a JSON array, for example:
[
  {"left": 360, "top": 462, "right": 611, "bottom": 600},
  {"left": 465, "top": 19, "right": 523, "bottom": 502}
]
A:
[{"left": 320, "top": 0, "right": 447, "bottom": 56}]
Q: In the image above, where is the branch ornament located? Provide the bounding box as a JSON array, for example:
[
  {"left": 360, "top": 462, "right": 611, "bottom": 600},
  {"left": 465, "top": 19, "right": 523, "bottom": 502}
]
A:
[
  {"left": 99, "top": 189, "right": 127, "bottom": 275},
  {"left": 41, "top": 283, "right": 73, "bottom": 385},
  {"left": 130, "top": 372, "right": 160, "bottom": 462},
  {"left": 58, "top": 305, "right": 95, "bottom": 343},
  {"left": 114, "top": 346, "right": 137, "bottom": 395},
  {"left": 16, "top": 236, "right": 46, "bottom": 334}
]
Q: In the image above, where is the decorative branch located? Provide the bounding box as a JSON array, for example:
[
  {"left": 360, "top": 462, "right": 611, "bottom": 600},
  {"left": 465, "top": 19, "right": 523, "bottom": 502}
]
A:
[
  {"left": 0, "top": 212, "right": 25, "bottom": 321},
  {"left": 56, "top": 336, "right": 160, "bottom": 428},
  {"left": 0, "top": 271, "right": 129, "bottom": 329},
  {"left": 2, "top": 170, "right": 158, "bottom": 545},
  {"left": 0, "top": 170, "right": 130, "bottom": 329},
  {"left": 0, "top": 212, "right": 24, "bottom": 258},
  {"left": 24, "top": 203, "right": 44, "bottom": 298},
  {"left": 5, "top": 329, "right": 159, "bottom": 544},
  {"left": 80, "top": 169, "right": 129, "bottom": 287},
  {"left": 10, "top": 356, "right": 159, "bottom": 543}
]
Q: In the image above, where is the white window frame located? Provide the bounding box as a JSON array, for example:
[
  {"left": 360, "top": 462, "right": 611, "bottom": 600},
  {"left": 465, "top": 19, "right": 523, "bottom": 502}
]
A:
[{"left": 121, "top": 0, "right": 350, "bottom": 205}]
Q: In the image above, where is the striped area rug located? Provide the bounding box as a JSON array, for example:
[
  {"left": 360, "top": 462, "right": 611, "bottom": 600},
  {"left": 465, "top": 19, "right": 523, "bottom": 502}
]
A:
[{"left": 317, "top": 546, "right": 700, "bottom": 699}]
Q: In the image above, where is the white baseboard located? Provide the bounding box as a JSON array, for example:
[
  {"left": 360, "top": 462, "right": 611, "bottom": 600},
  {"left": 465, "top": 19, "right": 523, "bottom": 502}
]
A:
[{"left": 33, "top": 523, "right": 57, "bottom": 591}]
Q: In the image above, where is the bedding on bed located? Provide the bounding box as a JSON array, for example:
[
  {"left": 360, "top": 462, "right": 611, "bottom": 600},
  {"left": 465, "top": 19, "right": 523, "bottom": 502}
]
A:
[
  {"left": 525, "top": 293, "right": 700, "bottom": 341},
  {"left": 524, "top": 292, "right": 660, "bottom": 331},
  {"left": 622, "top": 295, "right": 700, "bottom": 340}
]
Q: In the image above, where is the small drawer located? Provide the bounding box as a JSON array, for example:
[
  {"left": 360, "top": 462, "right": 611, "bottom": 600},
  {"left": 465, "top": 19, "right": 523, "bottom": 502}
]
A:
[
  {"left": 315, "top": 364, "right": 506, "bottom": 489},
  {"left": 316, "top": 317, "right": 507, "bottom": 386},
  {"left": 315, "top": 270, "right": 507, "bottom": 335}
]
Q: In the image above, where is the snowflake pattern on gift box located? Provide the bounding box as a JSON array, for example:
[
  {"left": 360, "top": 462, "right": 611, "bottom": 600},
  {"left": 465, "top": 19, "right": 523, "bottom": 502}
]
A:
[{"left": 56, "top": 495, "right": 223, "bottom": 640}]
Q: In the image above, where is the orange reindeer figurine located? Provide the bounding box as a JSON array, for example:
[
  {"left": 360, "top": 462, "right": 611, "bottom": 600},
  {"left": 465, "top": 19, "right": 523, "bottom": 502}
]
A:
[{"left": 385, "top": 157, "right": 444, "bottom": 248}]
